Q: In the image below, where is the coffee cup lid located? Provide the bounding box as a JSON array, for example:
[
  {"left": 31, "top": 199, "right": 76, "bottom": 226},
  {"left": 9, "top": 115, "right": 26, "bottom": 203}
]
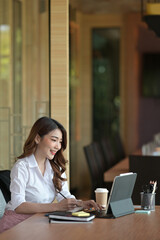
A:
[{"left": 95, "top": 188, "right": 108, "bottom": 193}]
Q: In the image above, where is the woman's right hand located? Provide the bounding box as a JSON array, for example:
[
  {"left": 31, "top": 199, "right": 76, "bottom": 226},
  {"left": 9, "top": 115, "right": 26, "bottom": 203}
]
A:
[{"left": 56, "top": 198, "right": 79, "bottom": 211}]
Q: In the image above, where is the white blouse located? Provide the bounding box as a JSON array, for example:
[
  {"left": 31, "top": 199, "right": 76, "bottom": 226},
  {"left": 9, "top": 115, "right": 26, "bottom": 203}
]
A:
[{"left": 6, "top": 154, "right": 75, "bottom": 211}]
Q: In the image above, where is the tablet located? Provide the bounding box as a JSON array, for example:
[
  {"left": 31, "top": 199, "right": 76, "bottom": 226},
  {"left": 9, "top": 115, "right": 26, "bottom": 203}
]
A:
[{"left": 96, "top": 172, "right": 137, "bottom": 218}]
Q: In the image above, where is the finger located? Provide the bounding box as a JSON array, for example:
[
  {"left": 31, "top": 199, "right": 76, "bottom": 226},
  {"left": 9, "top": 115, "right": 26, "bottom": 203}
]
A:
[
  {"left": 83, "top": 200, "right": 97, "bottom": 210},
  {"left": 68, "top": 199, "right": 78, "bottom": 204},
  {"left": 68, "top": 204, "right": 77, "bottom": 210},
  {"left": 75, "top": 200, "right": 83, "bottom": 207},
  {"left": 89, "top": 201, "right": 100, "bottom": 210}
]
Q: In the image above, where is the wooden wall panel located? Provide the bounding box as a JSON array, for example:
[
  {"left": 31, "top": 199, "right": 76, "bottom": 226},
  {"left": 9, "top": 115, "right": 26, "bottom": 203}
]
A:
[
  {"left": 50, "top": 0, "right": 69, "bottom": 178},
  {"left": 123, "top": 13, "right": 141, "bottom": 153}
]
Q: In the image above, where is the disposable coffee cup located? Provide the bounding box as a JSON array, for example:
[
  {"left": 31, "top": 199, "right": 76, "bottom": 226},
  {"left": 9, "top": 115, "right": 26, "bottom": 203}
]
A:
[{"left": 95, "top": 188, "right": 108, "bottom": 209}]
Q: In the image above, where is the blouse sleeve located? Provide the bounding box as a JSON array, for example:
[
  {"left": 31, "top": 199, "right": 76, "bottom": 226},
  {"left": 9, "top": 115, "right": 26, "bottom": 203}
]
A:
[
  {"left": 8, "top": 161, "right": 29, "bottom": 210},
  {"left": 55, "top": 172, "right": 75, "bottom": 202}
]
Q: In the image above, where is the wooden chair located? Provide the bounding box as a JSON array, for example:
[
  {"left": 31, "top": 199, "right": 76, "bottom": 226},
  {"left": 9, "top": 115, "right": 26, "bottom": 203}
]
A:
[
  {"left": 129, "top": 155, "right": 160, "bottom": 205},
  {"left": 83, "top": 142, "right": 112, "bottom": 199}
]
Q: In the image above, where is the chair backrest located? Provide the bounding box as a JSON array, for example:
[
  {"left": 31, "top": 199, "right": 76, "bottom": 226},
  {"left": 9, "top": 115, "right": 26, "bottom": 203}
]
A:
[
  {"left": 83, "top": 143, "right": 104, "bottom": 198},
  {"left": 84, "top": 144, "right": 102, "bottom": 182},
  {"left": 0, "top": 189, "right": 6, "bottom": 218},
  {"left": 101, "top": 138, "right": 116, "bottom": 168},
  {"left": 0, "top": 170, "right": 11, "bottom": 203},
  {"left": 92, "top": 142, "right": 108, "bottom": 172},
  {"left": 129, "top": 155, "right": 160, "bottom": 205},
  {"left": 112, "top": 133, "right": 126, "bottom": 162}
]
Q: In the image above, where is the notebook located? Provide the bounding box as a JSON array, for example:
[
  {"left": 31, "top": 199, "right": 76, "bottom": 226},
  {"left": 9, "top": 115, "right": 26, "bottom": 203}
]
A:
[
  {"left": 95, "top": 172, "right": 137, "bottom": 218},
  {"left": 48, "top": 211, "right": 95, "bottom": 223}
]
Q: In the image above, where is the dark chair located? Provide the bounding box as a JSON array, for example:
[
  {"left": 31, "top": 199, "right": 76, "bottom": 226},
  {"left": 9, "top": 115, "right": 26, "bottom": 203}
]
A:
[
  {"left": 83, "top": 142, "right": 112, "bottom": 199},
  {"left": 100, "top": 138, "right": 117, "bottom": 168},
  {"left": 0, "top": 170, "right": 11, "bottom": 203},
  {"left": 0, "top": 189, "right": 6, "bottom": 218},
  {"left": 129, "top": 155, "right": 160, "bottom": 205},
  {"left": 92, "top": 142, "right": 109, "bottom": 172},
  {"left": 111, "top": 132, "right": 126, "bottom": 162}
]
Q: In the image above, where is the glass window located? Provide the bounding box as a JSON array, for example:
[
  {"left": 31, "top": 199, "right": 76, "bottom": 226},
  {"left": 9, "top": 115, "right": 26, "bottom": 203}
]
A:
[
  {"left": 92, "top": 28, "right": 121, "bottom": 140},
  {"left": 0, "top": 0, "right": 49, "bottom": 169}
]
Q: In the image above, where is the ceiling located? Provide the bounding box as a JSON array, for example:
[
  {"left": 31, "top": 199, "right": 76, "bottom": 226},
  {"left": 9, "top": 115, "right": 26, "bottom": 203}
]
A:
[{"left": 69, "top": 0, "right": 144, "bottom": 14}]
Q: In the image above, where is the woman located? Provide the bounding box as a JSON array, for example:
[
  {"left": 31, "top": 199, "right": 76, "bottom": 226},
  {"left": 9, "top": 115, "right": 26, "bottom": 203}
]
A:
[{"left": 0, "top": 117, "right": 99, "bottom": 232}]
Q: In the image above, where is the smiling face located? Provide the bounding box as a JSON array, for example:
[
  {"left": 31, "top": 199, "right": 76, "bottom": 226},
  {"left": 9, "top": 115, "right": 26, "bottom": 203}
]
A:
[{"left": 34, "top": 128, "right": 62, "bottom": 161}]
